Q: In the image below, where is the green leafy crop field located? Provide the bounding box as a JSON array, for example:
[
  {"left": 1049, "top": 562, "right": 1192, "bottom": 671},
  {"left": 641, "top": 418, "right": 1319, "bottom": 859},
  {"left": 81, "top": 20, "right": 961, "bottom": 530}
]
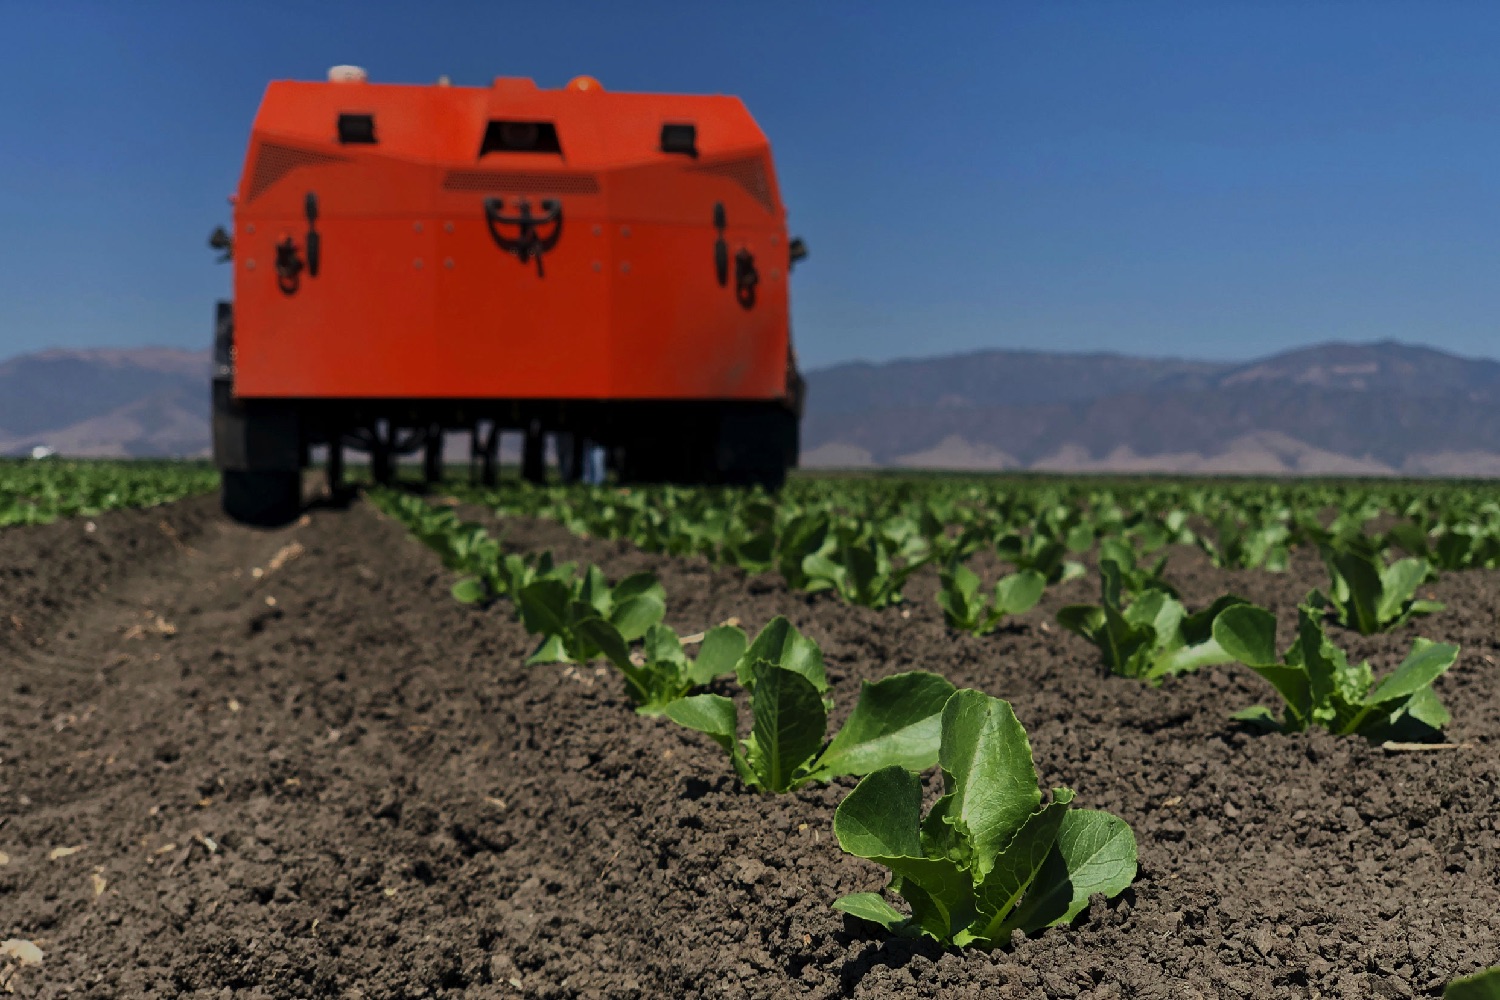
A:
[{"left": 3, "top": 465, "right": 1499, "bottom": 996}]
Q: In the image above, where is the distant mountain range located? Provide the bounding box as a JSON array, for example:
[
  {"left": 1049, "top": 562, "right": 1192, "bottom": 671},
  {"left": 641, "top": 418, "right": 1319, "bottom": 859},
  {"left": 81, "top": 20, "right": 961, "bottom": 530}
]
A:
[
  {"left": 802, "top": 341, "right": 1500, "bottom": 475},
  {"left": 0, "top": 348, "right": 212, "bottom": 458},
  {"left": 5, "top": 340, "right": 1500, "bottom": 475}
]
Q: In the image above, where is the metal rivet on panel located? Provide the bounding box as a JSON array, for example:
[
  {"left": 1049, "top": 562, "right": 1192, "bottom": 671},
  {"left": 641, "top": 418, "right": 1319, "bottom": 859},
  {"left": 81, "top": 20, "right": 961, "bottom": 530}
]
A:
[
  {"left": 620, "top": 262, "right": 631, "bottom": 273},
  {"left": 592, "top": 225, "right": 602, "bottom": 237},
  {"left": 246, "top": 224, "right": 256, "bottom": 234},
  {"left": 772, "top": 269, "right": 782, "bottom": 280},
  {"left": 246, "top": 259, "right": 256, "bottom": 269},
  {"left": 620, "top": 225, "right": 631, "bottom": 237},
  {"left": 414, "top": 258, "right": 424, "bottom": 268},
  {"left": 444, "top": 258, "right": 455, "bottom": 269},
  {"left": 414, "top": 222, "right": 424, "bottom": 233},
  {"left": 444, "top": 222, "right": 454, "bottom": 233},
  {"left": 592, "top": 261, "right": 602, "bottom": 272}
]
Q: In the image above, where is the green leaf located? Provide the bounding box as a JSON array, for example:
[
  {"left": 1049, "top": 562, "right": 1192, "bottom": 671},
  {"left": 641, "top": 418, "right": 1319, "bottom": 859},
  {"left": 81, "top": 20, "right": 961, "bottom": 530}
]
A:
[
  {"left": 1329, "top": 549, "right": 1382, "bottom": 634},
  {"left": 664, "top": 694, "right": 738, "bottom": 755},
  {"left": 687, "top": 625, "right": 748, "bottom": 686},
  {"left": 1212, "top": 604, "right": 1279, "bottom": 665},
  {"left": 1230, "top": 705, "right": 1283, "bottom": 731},
  {"left": 1446, "top": 967, "right": 1500, "bottom": 1000},
  {"left": 525, "top": 632, "right": 571, "bottom": 665},
  {"left": 1150, "top": 637, "right": 1235, "bottom": 679},
  {"left": 517, "top": 579, "right": 573, "bottom": 639},
  {"left": 739, "top": 616, "right": 827, "bottom": 692},
  {"left": 610, "top": 593, "right": 666, "bottom": 641},
  {"left": 744, "top": 661, "right": 828, "bottom": 792},
  {"left": 612, "top": 571, "right": 665, "bottom": 605},
  {"left": 833, "top": 765, "right": 974, "bottom": 939},
  {"left": 1006, "top": 809, "right": 1138, "bottom": 933},
  {"left": 573, "top": 617, "right": 632, "bottom": 670},
  {"left": 1180, "top": 594, "right": 1248, "bottom": 646},
  {"left": 1363, "top": 639, "right": 1458, "bottom": 708},
  {"left": 1376, "top": 558, "right": 1428, "bottom": 623},
  {"left": 833, "top": 764, "right": 925, "bottom": 860},
  {"left": 1401, "top": 684, "right": 1451, "bottom": 731},
  {"left": 937, "top": 691, "right": 1042, "bottom": 879},
  {"left": 810, "top": 672, "right": 957, "bottom": 780},
  {"left": 451, "top": 577, "right": 487, "bottom": 604},
  {"left": 832, "top": 893, "right": 909, "bottom": 931},
  {"left": 1056, "top": 604, "right": 1105, "bottom": 640},
  {"left": 993, "top": 570, "right": 1046, "bottom": 616},
  {"left": 973, "top": 788, "right": 1075, "bottom": 942}
]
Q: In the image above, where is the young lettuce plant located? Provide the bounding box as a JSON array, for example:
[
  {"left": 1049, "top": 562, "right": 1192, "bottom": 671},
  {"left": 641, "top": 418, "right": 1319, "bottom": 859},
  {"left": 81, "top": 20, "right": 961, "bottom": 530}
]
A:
[
  {"left": 665, "top": 617, "right": 956, "bottom": 793},
  {"left": 1096, "top": 537, "right": 1177, "bottom": 599},
  {"left": 994, "top": 531, "right": 1086, "bottom": 585},
  {"left": 1212, "top": 603, "right": 1458, "bottom": 741},
  {"left": 518, "top": 567, "right": 666, "bottom": 665},
  {"left": 833, "top": 689, "right": 1137, "bottom": 948},
  {"left": 575, "top": 620, "right": 747, "bottom": 715},
  {"left": 936, "top": 563, "right": 1045, "bottom": 636},
  {"left": 1312, "top": 540, "right": 1443, "bottom": 635},
  {"left": 1056, "top": 561, "right": 1246, "bottom": 684},
  {"left": 452, "top": 549, "right": 575, "bottom": 605}
]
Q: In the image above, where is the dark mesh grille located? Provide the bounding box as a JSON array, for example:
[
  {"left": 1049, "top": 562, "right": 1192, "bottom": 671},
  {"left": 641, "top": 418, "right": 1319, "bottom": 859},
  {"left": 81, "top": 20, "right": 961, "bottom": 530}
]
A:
[
  {"left": 692, "top": 156, "right": 774, "bottom": 213},
  {"left": 442, "top": 170, "right": 600, "bottom": 195},
  {"left": 247, "top": 143, "right": 350, "bottom": 202}
]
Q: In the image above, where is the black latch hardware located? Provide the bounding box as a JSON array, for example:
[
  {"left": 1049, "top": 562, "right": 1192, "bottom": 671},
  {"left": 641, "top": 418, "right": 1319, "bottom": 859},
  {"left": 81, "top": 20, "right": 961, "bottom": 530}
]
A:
[{"left": 484, "top": 197, "right": 563, "bottom": 276}]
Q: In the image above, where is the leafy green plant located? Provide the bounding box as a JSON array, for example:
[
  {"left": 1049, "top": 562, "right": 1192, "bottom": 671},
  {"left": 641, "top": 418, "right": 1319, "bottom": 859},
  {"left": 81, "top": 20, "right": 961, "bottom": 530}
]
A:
[
  {"left": 1057, "top": 562, "right": 1246, "bottom": 684},
  {"left": 1097, "top": 536, "right": 1177, "bottom": 598},
  {"left": 518, "top": 567, "right": 666, "bottom": 665},
  {"left": 1196, "top": 513, "right": 1291, "bottom": 571},
  {"left": 577, "top": 621, "right": 747, "bottom": 715},
  {"left": 802, "top": 521, "right": 930, "bottom": 609},
  {"left": 936, "top": 564, "right": 1045, "bottom": 636},
  {"left": 665, "top": 617, "right": 956, "bottom": 792},
  {"left": 1212, "top": 603, "right": 1458, "bottom": 740},
  {"left": 1312, "top": 541, "right": 1443, "bottom": 635},
  {"left": 832, "top": 689, "right": 1137, "bottom": 948},
  {"left": 994, "top": 530, "right": 1085, "bottom": 585}
]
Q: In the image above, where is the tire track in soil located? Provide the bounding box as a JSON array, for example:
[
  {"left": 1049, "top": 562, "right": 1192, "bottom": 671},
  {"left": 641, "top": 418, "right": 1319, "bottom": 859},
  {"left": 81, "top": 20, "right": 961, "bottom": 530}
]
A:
[{"left": 1, "top": 495, "right": 1497, "bottom": 998}]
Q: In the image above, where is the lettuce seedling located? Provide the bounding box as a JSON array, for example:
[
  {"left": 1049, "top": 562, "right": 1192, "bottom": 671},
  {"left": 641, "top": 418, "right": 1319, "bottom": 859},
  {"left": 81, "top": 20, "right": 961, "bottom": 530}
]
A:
[
  {"left": 666, "top": 617, "right": 956, "bottom": 792},
  {"left": 994, "top": 531, "right": 1085, "bottom": 585},
  {"left": 832, "top": 689, "right": 1137, "bottom": 948},
  {"left": 518, "top": 568, "right": 666, "bottom": 665},
  {"left": 1312, "top": 541, "right": 1443, "bottom": 635},
  {"left": 453, "top": 549, "right": 575, "bottom": 605},
  {"left": 575, "top": 620, "right": 746, "bottom": 715},
  {"left": 1096, "top": 536, "right": 1177, "bottom": 599},
  {"left": 1197, "top": 513, "right": 1290, "bottom": 571},
  {"left": 803, "top": 522, "right": 930, "bottom": 609},
  {"left": 937, "top": 564, "right": 1045, "bottom": 636},
  {"left": 1057, "top": 561, "right": 1246, "bottom": 684},
  {"left": 1212, "top": 603, "right": 1458, "bottom": 740}
]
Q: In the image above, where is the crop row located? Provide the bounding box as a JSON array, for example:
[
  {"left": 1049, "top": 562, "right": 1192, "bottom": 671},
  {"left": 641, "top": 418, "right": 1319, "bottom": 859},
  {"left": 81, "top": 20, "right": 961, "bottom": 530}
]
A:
[
  {"left": 370, "top": 485, "right": 1497, "bottom": 991},
  {"left": 0, "top": 458, "right": 219, "bottom": 526}
]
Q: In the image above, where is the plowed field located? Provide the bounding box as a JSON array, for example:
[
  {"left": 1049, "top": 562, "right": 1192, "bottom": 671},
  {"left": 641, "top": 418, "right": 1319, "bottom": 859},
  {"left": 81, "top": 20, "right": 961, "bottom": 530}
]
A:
[{"left": 2, "top": 494, "right": 1497, "bottom": 998}]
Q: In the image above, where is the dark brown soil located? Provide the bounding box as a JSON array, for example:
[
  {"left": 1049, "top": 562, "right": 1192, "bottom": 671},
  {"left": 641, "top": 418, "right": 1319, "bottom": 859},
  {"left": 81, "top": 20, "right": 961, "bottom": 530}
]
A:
[{"left": 2, "top": 493, "right": 1498, "bottom": 998}]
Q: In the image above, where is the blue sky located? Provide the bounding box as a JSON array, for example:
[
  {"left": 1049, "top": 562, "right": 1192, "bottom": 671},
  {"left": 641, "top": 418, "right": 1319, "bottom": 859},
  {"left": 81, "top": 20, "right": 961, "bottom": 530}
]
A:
[{"left": 4, "top": 1, "right": 1500, "bottom": 369}]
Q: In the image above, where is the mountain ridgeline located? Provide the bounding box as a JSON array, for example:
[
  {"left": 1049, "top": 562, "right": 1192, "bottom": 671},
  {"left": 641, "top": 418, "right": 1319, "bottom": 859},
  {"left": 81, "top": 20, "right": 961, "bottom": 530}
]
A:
[
  {"left": 802, "top": 341, "right": 1500, "bottom": 476},
  {"left": 4, "top": 340, "right": 1500, "bottom": 476}
]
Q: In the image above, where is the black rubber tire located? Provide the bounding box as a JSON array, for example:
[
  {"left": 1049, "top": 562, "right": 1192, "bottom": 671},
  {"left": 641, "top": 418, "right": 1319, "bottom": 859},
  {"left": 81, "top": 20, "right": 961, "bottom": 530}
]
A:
[{"left": 221, "top": 470, "right": 302, "bottom": 527}]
